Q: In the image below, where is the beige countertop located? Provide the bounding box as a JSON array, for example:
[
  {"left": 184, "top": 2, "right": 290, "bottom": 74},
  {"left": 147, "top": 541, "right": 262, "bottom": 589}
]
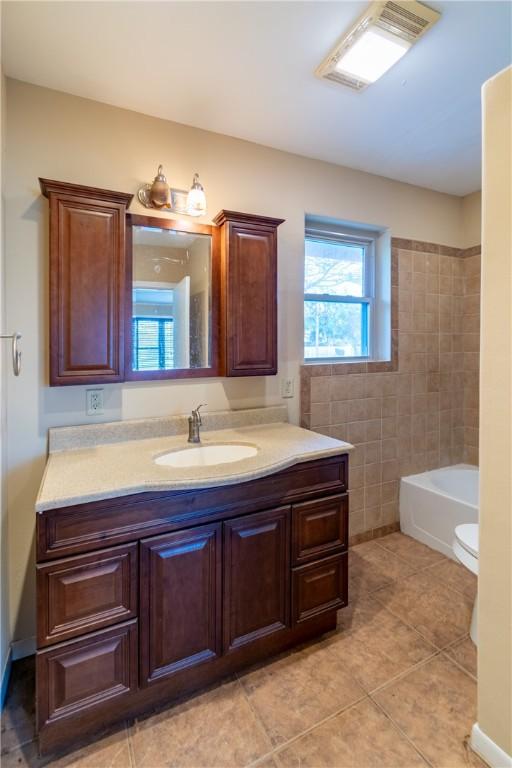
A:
[{"left": 36, "top": 420, "right": 352, "bottom": 512}]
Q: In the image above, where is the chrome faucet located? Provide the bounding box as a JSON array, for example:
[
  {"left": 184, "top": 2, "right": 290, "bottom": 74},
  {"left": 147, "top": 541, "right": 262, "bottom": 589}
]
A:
[{"left": 188, "top": 404, "right": 206, "bottom": 443}]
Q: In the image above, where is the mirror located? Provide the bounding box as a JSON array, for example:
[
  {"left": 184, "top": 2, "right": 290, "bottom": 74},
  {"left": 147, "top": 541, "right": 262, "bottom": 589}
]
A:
[{"left": 130, "top": 219, "right": 213, "bottom": 374}]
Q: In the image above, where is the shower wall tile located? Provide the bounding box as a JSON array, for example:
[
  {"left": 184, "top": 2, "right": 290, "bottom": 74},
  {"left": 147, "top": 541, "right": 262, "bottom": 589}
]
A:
[{"left": 301, "top": 238, "right": 481, "bottom": 544}]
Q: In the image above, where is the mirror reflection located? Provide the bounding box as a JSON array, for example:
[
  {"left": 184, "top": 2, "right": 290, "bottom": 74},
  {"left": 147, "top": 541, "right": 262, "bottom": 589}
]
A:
[{"left": 132, "top": 225, "right": 211, "bottom": 371}]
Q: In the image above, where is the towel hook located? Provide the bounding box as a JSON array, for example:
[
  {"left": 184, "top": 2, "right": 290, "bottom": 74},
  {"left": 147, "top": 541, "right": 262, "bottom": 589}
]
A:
[{"left": 0, "top": 333, "right": 22, "bottom": 376}]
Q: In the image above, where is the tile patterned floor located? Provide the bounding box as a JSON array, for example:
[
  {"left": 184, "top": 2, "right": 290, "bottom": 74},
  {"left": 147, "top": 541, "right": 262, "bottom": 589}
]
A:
[{"left": 1, "top": 533, "right": 485, "bottom": 768}]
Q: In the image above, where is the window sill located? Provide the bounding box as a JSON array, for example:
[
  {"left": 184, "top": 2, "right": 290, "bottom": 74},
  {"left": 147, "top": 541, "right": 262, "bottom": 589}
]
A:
[{"left": 301, "top": 357, "right": 396, "bottom": 376}]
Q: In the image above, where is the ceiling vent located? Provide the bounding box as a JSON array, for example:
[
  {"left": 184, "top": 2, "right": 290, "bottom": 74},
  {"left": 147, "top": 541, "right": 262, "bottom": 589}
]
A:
[{"left": 315, "top": 1, "right": 440, "bottom": 91}]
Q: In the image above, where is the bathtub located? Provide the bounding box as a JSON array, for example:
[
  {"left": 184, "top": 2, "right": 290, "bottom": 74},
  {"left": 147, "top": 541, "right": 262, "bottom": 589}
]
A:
[{"left": 400, "top": 464, "right": 479, "bottom": 560}]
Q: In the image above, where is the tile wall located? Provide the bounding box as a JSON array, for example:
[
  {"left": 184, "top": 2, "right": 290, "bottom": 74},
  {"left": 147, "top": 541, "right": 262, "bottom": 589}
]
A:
[
  {"left": 300, "top": 239, "right": 481, "bottom": 543},
  {"left": 460, "top": 248, "right": 481, "bottom": 465}
]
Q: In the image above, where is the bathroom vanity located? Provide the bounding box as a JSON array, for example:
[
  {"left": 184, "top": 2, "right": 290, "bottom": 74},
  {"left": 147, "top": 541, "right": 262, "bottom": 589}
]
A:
[{"left": 35, "top": 411, "right": 351, "bottom": 754}]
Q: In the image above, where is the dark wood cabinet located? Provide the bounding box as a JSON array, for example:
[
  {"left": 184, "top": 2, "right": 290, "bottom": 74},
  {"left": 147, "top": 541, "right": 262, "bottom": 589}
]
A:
[
  {"left": 292, "top": 553, "right": 347, "bottom": 625},
  {"left": 140, "top": 524, "right": 222, "bottom": 685},
  {"left": 37, "top": 621, "right": 137, "bottom": 733},
  {"left": 36, "top": 454, "right": 348, "bottom": 755},
  {"left": 223, "top": 507, "right": 290, "bottom": 652},
  {"left": 37, "top": 543, "right": 137, "bottom": 647},
  {"left": 292, "top": 495, "right": 347, "bottom": 565},
  {"left": 213, "top": 210, "right": 284, "bottom": 376},
  {"left": 40, "top": 179, "right": 133, "bottom": 385}
]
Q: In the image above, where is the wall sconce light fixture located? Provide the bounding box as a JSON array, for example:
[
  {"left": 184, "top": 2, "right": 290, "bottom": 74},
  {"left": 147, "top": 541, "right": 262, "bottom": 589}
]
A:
[{"left": 138, "top": 165, "right": 207, "bottom": 217}]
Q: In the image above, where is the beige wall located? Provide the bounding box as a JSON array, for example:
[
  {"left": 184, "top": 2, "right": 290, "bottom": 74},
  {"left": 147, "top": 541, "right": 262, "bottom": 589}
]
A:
[
  {"left": 1, "top": 61, "right": 11, "bottom": 681},
  {"left": 4, "top": 77, "right": 472, "bottom": 644},
  {"left": 476, "top": 66, "right": 512, "bottom": 759},
  {"left": 462, "top": 191, "right": 482, "bottom": 249}
]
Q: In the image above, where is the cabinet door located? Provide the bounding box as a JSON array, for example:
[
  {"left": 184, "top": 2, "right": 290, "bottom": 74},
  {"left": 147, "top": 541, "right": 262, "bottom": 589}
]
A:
[
  {"left": 223, "top": 507, "right": 290, "bottom": 652},
  {"left": 140, "top": 523, "right": 221, "bottom": 686},
  {"left": 40, "top": 179, "right": 133, "bottom": 385},
  {"left": 213, "top": 211, "right": 284, "bottom": 377},
  {"left": 228, "top": 224, "right": 277, "bottom": 375}
]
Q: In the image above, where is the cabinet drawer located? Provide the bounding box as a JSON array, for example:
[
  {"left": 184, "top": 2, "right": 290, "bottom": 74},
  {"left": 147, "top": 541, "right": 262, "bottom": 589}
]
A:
[
  {"left": 37, "top": 544, "right": 137, "bottom": 646},
  {"left": 292, "top": 553, "right": 347, "bottom": 625},
  {"left": 292, "top": 495, "right": 347, "bottom": 565},
  {"left": 36, "top": 621, "right": 137, "bottom": 730}
]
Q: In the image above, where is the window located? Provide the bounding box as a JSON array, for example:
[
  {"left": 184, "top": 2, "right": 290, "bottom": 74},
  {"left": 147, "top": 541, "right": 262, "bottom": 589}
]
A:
[
  {"left": 132, "top": 317, "right": 174, "bottom": 371},
  {"left": 304, "top": 229, "right": 375, "bottom": 361}
]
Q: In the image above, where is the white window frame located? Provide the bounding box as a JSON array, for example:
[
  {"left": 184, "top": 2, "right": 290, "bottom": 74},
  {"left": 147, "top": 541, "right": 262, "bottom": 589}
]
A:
[{"left": 304, "top": 226, "right": 376, "bottom": 363}]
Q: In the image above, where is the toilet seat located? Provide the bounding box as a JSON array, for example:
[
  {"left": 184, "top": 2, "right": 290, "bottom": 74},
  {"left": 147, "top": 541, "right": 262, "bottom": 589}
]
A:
[
  {"left": 453, "top": 524, "right": 479, "bottom": 645},
  {"left": 453, "top": 523, "right": 479, "bottom": 575}
]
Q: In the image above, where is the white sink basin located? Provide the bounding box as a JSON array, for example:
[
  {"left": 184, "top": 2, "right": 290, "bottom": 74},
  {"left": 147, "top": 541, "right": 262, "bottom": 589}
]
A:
[{"left": 155, "top": 443, "right": 258, "bottom": 468}]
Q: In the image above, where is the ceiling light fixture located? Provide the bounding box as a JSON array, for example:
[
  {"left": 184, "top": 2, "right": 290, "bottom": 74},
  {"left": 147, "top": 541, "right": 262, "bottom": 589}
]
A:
[{"left": 316, "top": 0, "right": 440, "bottom": 91}]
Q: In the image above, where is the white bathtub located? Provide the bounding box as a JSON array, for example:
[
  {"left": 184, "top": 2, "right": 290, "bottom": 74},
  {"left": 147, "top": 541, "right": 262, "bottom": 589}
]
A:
[{"left": 400, "top": 464, "right": 479, "bottom": 560}]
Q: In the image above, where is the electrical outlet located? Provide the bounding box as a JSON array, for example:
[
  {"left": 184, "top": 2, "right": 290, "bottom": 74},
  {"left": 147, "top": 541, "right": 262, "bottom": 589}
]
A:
[
  {"left": 281, "top": 378, "right": 295, "bottom": 399},
  {"left": 86, "top": 389, "right": 104, "bottom": 416}
]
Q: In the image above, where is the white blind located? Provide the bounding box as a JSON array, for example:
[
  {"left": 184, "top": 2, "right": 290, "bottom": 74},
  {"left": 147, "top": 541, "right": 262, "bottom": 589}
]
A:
[{"left": 132, "top": 318, "right": 174, "bottom": 370}]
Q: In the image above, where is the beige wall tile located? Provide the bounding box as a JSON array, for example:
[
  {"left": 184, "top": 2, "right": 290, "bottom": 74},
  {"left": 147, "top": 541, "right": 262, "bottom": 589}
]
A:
[
  {"left": 346, "top": 421, "right": 366, "bottom": 444},
  {"left": 364, "top": 462, "right": 382, "bottom": 486},
  {"left": 365, "top": 441, "right": 381, "bottom": 465},
  {"left": 310, "top": 376, "right": 331, "bottom": 403},
  {"left": 331, "top": 400, "right": 350, "bottom": 424},
  {"left": 382, "top": 416, "right": 397, "bottom": 438},
  {"left": 310, "top": 402, "right": 331, "bottom": 427},
  {"left": 381, "top": 500, "right": 399, "bottom": 524},
  {"left": 365, "top": 505, "right": 382, "bottom": 529},
  {"left": 349, "top": 465, "right": 364, "bottom": 490},
  {"left": 330, "top": 374, "right": 365, "bottom": 400},
  {"left": 350, "top": 488, "right": 364, "bottom": 512},
  {"left": 382, "top": 438, "right": 398, "bottom": 461},
  {"left": 382, "top": 459, "right": 400, "bottom": 481},
  {"left": 349, "top": 443, "right": 365, "bottom": 466}
]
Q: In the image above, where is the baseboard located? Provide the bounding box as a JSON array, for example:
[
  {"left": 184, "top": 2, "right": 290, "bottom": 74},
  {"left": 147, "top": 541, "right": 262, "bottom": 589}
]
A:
[
  {"left": 349, "top": 521, "right": 400, "bottom": 547},
  {"left": 1, "top": 647, "right": 12, "bottom": 709},
  {"left": 472, "top": 723, "right": 512, "bottom": 768},
  {"left": 11, "top": 635, "right": 36, "bottom": 661}
]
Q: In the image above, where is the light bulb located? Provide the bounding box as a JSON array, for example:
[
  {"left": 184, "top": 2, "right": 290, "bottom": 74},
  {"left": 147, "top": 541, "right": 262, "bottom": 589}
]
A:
[{"left": 187, "top": 173, "right": 207, "bottom": 216}]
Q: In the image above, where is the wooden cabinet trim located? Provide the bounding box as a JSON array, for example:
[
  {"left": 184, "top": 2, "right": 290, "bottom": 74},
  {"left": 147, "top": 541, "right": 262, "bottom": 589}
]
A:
[
  {"left": 40, "top": 178, "right": 133, "bottom": 206},
  {"left": 212, "top": 210, "right": 284, "bottom": 229}
]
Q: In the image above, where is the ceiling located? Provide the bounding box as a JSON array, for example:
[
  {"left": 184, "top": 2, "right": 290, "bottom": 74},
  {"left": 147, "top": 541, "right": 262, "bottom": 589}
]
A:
[{"left": 2, "top": 1, "right": 511, "bottom": 196}]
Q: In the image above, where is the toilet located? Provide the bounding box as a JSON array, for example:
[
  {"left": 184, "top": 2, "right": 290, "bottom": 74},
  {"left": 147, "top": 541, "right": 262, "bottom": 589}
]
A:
[{"left": 453, "top": 523, "right": 479, "bottom": 645}]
